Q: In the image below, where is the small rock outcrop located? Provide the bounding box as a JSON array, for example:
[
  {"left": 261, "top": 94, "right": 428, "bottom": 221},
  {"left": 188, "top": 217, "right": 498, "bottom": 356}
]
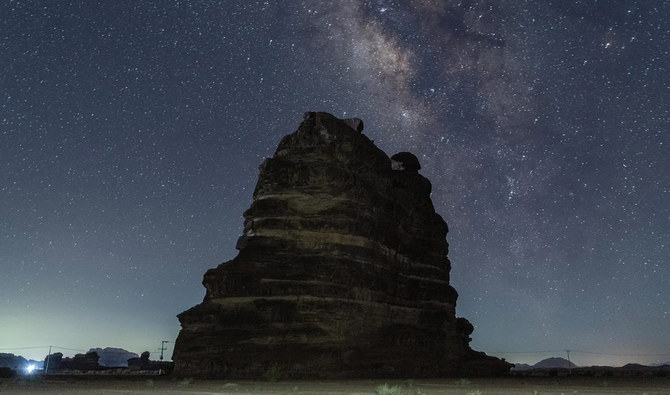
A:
[
  {"left": 173, "top": 112, "right": 511, "bottom": 378},
  {"left": 45, "top": 351, "right": 101, "bottom": 371},
  {"left": 390, "top": 152, "right": 421, "bottom": 172}
]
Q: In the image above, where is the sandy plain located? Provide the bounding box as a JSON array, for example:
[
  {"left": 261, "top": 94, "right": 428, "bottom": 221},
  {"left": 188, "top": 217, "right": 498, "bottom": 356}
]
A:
[{"left": 2, "top": 376, "right": 670, "bottom": 395}]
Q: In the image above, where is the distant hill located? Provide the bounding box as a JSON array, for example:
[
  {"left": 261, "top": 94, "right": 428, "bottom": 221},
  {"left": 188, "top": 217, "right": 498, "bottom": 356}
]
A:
[
  {"left": 0, "top": 353, "right": 27, "bottom": 370},
  {"left": 512, "top": 357, "right": 577, "bottom": 371},
  {"left": 622, "top": 363, "right": 648, "bottom": 370},
  {"left": 511, "top": 357, "right": 670, "bottom": 378},
  {"left": 0, "top": 353, "right": 43, "bottom": 371},
  {"left": 533, "top": 357, "right": 577, "bottom": 369},
  {"left": 88, "top": 348, "right": 138, "bottom": 367}
]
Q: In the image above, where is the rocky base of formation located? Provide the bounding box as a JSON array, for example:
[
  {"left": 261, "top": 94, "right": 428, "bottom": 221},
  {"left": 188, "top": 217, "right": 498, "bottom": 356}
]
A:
[{"left": 173, "top": 112, "right": 512, "bottom": 378}]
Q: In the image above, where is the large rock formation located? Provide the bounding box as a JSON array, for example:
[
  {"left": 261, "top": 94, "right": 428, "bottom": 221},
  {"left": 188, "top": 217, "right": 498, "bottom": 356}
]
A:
[
  {"left": 173, "top": 112, "right": 511, "bottom": 378},
  {"left": 44, "top": 351, "right": 101, "bottom": 371},
  {"left": 89, "top": 347, "right": 138, "bottom": 367}
]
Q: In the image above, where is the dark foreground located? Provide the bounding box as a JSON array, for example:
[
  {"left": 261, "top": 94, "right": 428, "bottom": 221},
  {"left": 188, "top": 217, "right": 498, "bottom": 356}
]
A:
[{"left": 2, "top": 375, "right": 670, "bottom": 394}]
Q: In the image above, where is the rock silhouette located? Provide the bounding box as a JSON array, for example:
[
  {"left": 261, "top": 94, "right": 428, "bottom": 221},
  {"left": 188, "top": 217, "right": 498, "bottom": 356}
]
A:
[
  {"left": 173, "top": 112, "right": 511, "bottom": 378},
  {"left": 44, "top": 351, "right": 101, "bottom": 371},
  {"left": 89, "top": 347, "right": 138, "bottom": 367}
]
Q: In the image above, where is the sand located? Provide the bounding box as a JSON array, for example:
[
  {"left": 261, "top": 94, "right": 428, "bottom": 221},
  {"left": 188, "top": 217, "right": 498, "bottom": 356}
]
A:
[{"left": 3, "top": 376, "right": 670, "bottom": 394}]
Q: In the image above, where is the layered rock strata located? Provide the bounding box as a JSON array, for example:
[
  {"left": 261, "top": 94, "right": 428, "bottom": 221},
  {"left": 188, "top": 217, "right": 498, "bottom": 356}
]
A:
[{"left": 173, "top": 112, "right": 511, "bottom": 378}]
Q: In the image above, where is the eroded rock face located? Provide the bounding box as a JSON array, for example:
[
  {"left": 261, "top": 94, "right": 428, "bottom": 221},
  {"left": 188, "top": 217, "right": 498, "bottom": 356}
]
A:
[{"left": 173, "top": 112, "right": 511, "bottom": 378}]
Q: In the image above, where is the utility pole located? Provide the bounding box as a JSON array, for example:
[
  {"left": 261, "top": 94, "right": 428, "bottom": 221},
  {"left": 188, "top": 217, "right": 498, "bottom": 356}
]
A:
[
  {"left": 44, "top": 345, "right": 52, "bottom": 375},
  {"left": 158, "top": 341, "right": 168, "bottom": 375},
  {"left": 565, "top": 349, "right": 572, "bottom": 374}
]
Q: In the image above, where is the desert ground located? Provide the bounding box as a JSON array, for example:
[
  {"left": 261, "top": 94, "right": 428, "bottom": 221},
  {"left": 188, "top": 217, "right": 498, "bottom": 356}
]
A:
[{"left": 2, "top": 376, "right": 670, "bottom": 395}]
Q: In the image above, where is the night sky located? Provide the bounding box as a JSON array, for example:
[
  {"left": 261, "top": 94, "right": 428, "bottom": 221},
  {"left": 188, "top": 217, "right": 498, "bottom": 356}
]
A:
[{"left": 2, "top": 1, "right": 668, "bottom": 367}]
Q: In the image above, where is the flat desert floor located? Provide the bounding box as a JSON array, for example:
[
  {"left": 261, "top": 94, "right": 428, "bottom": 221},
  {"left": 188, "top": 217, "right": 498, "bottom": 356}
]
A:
[{"left": 2, "top": 376, "right": 670, "bottom": 394}]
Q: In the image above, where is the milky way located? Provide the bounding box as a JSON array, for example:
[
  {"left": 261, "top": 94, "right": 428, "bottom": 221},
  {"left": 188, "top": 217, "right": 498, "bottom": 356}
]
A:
[{"left": 1, "top": 0, "right": 668, "bottom": 366}]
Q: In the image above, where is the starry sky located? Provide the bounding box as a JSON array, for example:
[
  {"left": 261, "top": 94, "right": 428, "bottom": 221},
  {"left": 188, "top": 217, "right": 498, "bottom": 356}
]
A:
[{"left": 2, "top": 1, "right": 668, "bottom": 367}]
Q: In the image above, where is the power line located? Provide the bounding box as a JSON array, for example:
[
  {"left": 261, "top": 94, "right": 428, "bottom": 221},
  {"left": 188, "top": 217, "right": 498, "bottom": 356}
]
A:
[
  {"left": 50, "top": 346, "right": 87, "bottom": 352},
  {"left": 0, "top": 346, "right": 50, "bottom": 351},
  {"left": 0, "top": 346, "right": 87, "bottom": 352},
  {"left": 1, "top": 345, "right": 163, "bottom": 355}
]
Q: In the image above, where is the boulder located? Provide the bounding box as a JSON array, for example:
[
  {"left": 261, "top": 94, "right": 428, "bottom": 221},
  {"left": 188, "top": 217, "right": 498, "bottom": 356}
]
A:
[{"left": 391, "top": 152, "right": 421, "bottom": 172}]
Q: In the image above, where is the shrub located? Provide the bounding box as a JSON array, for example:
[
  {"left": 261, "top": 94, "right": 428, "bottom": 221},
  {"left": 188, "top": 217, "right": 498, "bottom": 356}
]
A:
[
  {"left": 0, "top": 367, "right": 15, "bottom": 378},
  {"left": 375, "top": 383, "right": 404, "bottom": 395},
  {"left": 263, "top": 363, "right": 284, "bottom": 382}
]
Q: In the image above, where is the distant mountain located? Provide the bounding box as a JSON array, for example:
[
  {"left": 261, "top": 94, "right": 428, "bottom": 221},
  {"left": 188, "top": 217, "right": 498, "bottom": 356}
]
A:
[
  {"left": 533, "top": 357, "right": 578, "bottom": 369},
  {"left": 651, "top": 362, "right": 670, "bottom": 367},
  {"left": 511, "top": 357, "right": 578, "bottom": 370},
  {"left": 0, "top": 353, "right": 27, "bottom": 370},
  {"left": 0, "top": 353, "right": 43, "bottom": 371},
  {"left": 88, "top": 348, "right": 139, "bottom": 367}
]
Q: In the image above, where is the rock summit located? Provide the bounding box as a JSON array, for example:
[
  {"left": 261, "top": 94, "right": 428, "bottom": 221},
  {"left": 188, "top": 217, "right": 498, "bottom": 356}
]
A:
[{"left": 173, "top": 112, "right": 511, "bottom": 378}]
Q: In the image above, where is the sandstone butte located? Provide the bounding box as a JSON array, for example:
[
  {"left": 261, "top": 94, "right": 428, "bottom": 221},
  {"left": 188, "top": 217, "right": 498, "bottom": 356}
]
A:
[{"left": 173, "top": 112, "right": 512, "bottom": 378}]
